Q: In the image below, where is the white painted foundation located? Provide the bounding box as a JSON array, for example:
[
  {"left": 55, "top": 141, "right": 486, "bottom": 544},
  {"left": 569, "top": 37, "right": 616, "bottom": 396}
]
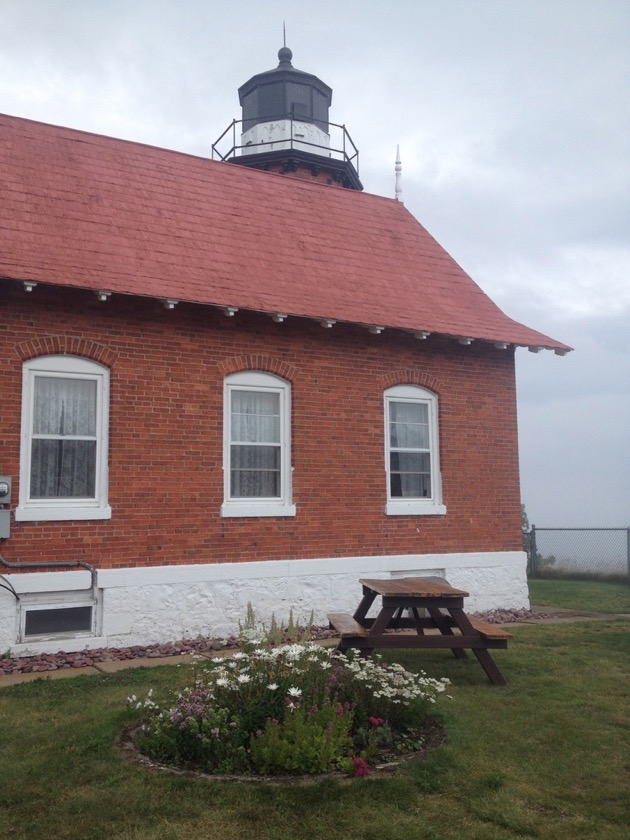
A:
[{"left": 0, "top": 551, "right": 529, "bottom": 656}]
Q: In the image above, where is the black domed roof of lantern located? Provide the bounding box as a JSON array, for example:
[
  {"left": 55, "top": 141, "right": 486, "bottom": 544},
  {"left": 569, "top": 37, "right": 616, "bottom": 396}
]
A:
[{"left": 238, "top": 47, "right": 332, "bottom": 133}]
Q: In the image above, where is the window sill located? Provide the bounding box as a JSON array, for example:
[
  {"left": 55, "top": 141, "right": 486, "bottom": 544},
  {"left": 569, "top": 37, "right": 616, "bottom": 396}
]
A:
[
  {"left": 386, "top": 501, "right": 447, "bottom": 516},
  {"left": 15, "top": 504, "right": 112, "bottom": 522},
  {"left": 221, "top": 501, "right": 296, "bottom": 518}
]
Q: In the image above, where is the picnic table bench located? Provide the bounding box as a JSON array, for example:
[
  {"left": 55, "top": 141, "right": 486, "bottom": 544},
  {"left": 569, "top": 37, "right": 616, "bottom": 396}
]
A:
[{"left": 328, "top": 577, "right": 511, "bottom": 685}]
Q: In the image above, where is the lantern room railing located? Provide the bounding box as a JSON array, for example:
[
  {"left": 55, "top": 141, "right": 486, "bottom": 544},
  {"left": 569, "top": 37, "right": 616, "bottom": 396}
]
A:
[{"left": 211, "top": 116, "right": 360, "bottom": 174}]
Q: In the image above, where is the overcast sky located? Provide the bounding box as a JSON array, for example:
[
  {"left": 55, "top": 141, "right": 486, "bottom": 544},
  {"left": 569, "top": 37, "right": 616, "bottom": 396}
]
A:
[{"left": 2, "top": 0, "right": 628, "bottom": 527}]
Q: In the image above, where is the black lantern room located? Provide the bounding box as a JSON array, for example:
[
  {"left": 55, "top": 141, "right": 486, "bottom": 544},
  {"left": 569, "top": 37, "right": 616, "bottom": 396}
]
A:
[
  {"left": 239, "top": 46, "right": 332, "bottom": 133},
  {"left": 213, "top": 47, "right": 362, "bottom": 191}
]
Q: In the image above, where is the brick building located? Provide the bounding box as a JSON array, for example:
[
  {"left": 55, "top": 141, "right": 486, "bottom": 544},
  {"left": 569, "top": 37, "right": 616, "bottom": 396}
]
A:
[{"left": 0, "top": 49, "right": 569, "bottom": 655}]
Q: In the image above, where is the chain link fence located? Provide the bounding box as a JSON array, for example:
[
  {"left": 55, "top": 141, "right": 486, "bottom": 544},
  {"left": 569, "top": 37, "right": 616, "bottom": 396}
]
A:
[{"left": 527, "top": 527, "right": 630, "bottom": 579}]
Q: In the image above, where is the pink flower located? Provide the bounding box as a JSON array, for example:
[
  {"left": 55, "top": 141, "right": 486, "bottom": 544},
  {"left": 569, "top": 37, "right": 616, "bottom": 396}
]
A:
[
  {"left": 352, "top": 757, "right": 370, "bottom": 777},
  {"left": 368, "top": 716, "right": 384, "bottom": 727}
]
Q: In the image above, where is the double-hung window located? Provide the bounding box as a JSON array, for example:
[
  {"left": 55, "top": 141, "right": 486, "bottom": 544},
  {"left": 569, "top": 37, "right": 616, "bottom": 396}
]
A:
[
  {"left": 384, "top": 385, "right": 446, "bottom": 515},
  {"left": 16, "top": 356, "right": 111, "bottom": 521},
  {"left": 221, "top": 371, "right": 295, "bottom": 517}
]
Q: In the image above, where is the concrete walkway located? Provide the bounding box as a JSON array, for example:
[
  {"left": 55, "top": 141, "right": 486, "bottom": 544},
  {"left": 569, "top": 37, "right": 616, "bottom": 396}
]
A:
[{"left": 0, "top": 651, "right": 204, "bottom": 687}]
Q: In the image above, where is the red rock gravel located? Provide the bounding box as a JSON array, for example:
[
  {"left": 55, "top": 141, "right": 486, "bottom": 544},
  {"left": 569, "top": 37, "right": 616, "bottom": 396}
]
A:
[{"left": 0, "top": 611, "right": 547, "bottom": 676}]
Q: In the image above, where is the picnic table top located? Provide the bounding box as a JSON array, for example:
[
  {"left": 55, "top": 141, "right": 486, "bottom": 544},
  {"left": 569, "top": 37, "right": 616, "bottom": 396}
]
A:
[{"left": 359, "top": 577, "right": 470, "bottom": 599}]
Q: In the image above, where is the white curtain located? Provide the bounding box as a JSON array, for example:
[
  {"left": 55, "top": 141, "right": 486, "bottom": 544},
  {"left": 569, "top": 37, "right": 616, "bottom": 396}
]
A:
[
  {"left": 389, "top": 401, "right": 431, "bottom": 498},
  {"left": 389, "top": 401, "right": 429, "bottom": 449},
  {"left": 230, "top": 390, "right": 281, "bottom": 497},
  {"left": 30, "top": 377, "right": 97, "bottom": 498}
]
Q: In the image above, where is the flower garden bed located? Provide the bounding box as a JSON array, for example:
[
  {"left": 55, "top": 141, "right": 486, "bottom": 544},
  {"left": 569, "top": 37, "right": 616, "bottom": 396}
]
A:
[
  {"left": 117, "top": 713, "right": 446, "bottom": 784},
  {"left": 126, "top": 642, "right": 450, "bottom": 779}
]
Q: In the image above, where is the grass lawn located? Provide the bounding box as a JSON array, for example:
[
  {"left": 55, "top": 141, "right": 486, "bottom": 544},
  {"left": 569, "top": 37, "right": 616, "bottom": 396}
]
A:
[
  {"left": 1, "top": 589, "right": 629, "bottom": 839},
  {"left": 528, "top": 577, "right": 630, "bottom": 613}
]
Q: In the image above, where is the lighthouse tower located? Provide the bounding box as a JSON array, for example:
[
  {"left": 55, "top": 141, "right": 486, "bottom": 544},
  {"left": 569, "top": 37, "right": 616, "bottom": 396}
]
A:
[{"left": 214, "top": 46, "right": 363, "bottom": 190}]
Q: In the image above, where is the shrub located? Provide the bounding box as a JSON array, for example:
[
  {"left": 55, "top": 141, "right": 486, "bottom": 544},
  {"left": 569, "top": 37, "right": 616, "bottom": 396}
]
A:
[
  {"left": 238, "top": 602, "right": 314, "bottom": 647},
  {"left": 130, "top": 643, "right": 449, "bottom": 776}
]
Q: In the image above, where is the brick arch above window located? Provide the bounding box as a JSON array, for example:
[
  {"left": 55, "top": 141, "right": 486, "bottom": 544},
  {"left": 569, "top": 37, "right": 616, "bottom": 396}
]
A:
[
  {"left": 218, "top": 355, "right": 297, "bottom": 382},
  {"left": 15, "top": 336, "right": 118, "bottom": 368},
  {"left": 379, "top": 369, "right": 443, "bottom": 395}
]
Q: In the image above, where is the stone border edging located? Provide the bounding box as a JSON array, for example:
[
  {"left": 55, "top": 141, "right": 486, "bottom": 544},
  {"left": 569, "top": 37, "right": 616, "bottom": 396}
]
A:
[{"left": 114, "top": 717, "right": 447, "bottom": 784}]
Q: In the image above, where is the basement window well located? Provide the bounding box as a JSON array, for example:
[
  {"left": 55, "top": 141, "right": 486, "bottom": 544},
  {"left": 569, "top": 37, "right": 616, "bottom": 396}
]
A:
[{"left": 19, "top": 591, "right": 99, "bottom": 642}]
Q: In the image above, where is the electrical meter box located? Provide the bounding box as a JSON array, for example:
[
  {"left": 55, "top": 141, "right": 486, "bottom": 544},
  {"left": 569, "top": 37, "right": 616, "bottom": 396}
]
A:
[{"left": 0, "top": 476, "right": 12, "bottom": 539}]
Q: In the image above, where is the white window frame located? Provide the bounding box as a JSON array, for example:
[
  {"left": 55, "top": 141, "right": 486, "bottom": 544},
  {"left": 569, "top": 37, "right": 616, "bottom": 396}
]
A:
[
  {"left": 16, "top": 355, "right": 111, "bottom": 522},
  {"left": 221, "top": 371, "right": 295, "bottom": 518},
  {"left": 18, "top": 589, "right": 100, "bottom": 643},
  {"left": 384, "top": 384, "right": 446, "bottom": 516}
]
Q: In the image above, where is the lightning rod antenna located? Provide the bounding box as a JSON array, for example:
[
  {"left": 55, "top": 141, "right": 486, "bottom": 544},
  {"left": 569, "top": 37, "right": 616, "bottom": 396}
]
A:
[{"left": 395, "top": 145, "right": 403, "bottom": 202}]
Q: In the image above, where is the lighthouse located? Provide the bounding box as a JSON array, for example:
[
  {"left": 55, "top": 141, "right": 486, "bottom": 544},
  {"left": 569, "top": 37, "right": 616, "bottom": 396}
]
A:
[{"left": 213, "top": 46, "right": 363, "bottom": 190}]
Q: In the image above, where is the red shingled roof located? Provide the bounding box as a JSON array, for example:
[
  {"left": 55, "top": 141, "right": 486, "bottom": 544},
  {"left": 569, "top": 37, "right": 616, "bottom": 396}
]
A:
[{"left": 0, "top": 113, "right": 569, "bottom": 351}]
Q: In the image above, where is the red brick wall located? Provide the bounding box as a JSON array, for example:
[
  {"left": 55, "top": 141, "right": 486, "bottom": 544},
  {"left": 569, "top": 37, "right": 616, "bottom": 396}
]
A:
[
  {"left": 0, "top": 282, "right": 523, "bottom": 569},
  {"left": 240, "top": 161, "right": 351, "bottom": 188}
]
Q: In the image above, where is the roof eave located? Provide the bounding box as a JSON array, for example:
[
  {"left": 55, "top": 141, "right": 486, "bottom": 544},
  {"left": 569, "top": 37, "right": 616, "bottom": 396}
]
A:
[{"left": 5, "top": 275, "right": 573, "bottom": 354}]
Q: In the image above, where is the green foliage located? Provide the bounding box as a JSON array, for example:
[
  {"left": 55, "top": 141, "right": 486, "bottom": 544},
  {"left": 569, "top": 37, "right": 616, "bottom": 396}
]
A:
[
  {"left": 131, "top": 643, "right": 449, "bottom": 776},
  {"left": 238, "top": 601, "right": 258, "bottom": 641},
  {"left": 136, "top": 690, "right": 248, "bottom": 774},
  {"left": 535, "top": 553, "right": 557, "bottom": 572},
  {"left": 249, "top": 700, "right": 353, "bottom": 775},
  {"left": 522, "top": 505, "right": 557, "bottom": 574},
  {"left": 521, "top": 504, "right": 530, "bottom": 554},
  {"left": 239, "top": 601, "right": 314, "bottom": 647}
]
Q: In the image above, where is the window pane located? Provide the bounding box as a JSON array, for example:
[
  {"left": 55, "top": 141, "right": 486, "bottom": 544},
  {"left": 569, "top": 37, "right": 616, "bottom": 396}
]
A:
[
  {"left": 231, "top": 471, "right": 280, "bottom": 498},
  {"left": 231, "top": 391, "right": 280, "bottom": 443},
  {"left": 258, "top": 81, "right": 285, "bottom": 120},
  {"left": 390, "top": 451, "right": 431, "bottom": 499},
  {"left": 389, "top": 401, "right": 429, "bottom": 448},
  {"left": 25, "top": 606, "right": 92, "bottom": 636},
  {"left": 390, "top": 473, "right": 432, "bottom": 499},
  {"left": 390, "top": 452, "right": 431, "bottom": 473},
  {"left": 231, "top": 445, "right": 280, "bottom": 470},
  {"left": 389, "top": 402, "right": 428, "bottom": 424},
  {"left": 33, "top": 377, "right": 97, "bottom": 436},
  {"left": 231, "top": 445, "right": 280, "bottom": 498},
  {"left": 30, "top": 440, "right": 96, "bottom": 498}
]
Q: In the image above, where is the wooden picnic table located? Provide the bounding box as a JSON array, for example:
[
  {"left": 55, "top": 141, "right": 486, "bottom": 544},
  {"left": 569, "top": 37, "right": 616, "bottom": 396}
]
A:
[{"left": 328, "top": 577, "right": 511, "bottom": 685}]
